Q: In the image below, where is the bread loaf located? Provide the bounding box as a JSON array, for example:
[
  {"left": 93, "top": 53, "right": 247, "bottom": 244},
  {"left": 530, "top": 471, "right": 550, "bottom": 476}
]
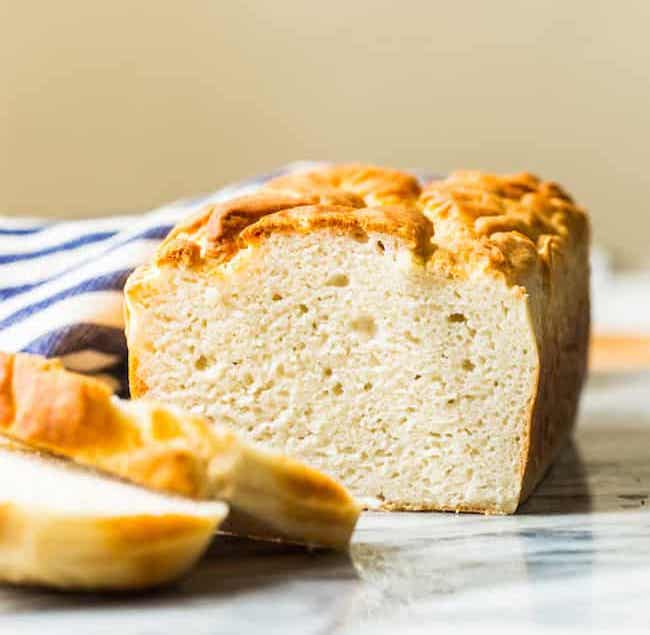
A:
[
  {"left": 0, "top": 437, "right": 226, "bottom": 590},
  {"left": 0, "top": 352, "right": 360, "bottom": 548},
  {"left": 124, "top": 164, "right": 590, "bottom": 513}
]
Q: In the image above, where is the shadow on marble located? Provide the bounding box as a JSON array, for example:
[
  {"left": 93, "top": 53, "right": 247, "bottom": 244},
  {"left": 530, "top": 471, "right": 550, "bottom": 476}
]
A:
[
  {"left": 519, "top": 442, "right": 592, "bottom": 515},
  {"left": 521, "top": 413, "right": 650, "bottom": 515},
  {"left": 181, "top": 534, "right": 357, "bottom": 596},
  {"left": 0, "top": 535, "right": 358, "bottom": 614}
]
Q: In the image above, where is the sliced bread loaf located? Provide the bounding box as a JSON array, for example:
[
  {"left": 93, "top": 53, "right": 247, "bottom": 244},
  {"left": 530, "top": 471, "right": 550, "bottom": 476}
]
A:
[{"left": 124, "top": 164, "right": 590, "bottom": 513}]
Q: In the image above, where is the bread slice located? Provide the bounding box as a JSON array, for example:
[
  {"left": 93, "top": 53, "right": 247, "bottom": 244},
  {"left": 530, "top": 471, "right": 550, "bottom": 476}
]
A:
[
  {"left": 0, "top": 437, "right": 226, "bottom": 590},
  {"left": 0, "top": 352, "right": 359, "bottom": 548},
  {"left": 125, "top": 165, "right": 590, "bottom": 513}
]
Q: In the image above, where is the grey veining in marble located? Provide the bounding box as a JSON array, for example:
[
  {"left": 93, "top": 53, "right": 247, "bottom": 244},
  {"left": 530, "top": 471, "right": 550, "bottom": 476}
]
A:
[{"left": 1, "top": 371, "right": 649, "bottom": 634}]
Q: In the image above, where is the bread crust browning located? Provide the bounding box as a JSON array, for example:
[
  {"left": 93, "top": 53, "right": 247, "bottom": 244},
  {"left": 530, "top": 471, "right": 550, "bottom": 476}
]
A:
[
  {"left": 152, "top": 164, "right": 587, "bottom": 289},
  {"left": 421, "top": 170, "right": 588, "bottom": 285},
  {"left": 0, "top": 351, "right": 210, "bottom": 497},
  {"left": 0, "top": 501, "right": 222, "bottom": 591},
  {"left": 266, "top": 163, "right": 422, "bottom": 205},
  {"left": 241, "top": 204, "right": 434, "bottom": 261}
]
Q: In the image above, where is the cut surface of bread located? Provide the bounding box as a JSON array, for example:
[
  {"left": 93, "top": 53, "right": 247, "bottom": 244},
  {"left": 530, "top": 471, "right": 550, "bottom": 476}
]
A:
[
  {"left": 0, "top": 352, "right": 360, "bottom": 548},
  {"left": 125, "top": 165, "right": 590, "bottom": 514},
  {"left": 0, "top": 438, "right": 226, "bottom": 590}
]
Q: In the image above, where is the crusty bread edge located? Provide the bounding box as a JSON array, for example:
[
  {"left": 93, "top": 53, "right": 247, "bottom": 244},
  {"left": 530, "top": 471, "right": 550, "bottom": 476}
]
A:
[{"left": 0, "top": 439, "right": 225, "bottom": 590}]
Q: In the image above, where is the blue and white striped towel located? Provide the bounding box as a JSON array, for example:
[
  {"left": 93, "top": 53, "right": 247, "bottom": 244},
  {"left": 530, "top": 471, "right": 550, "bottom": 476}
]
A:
[{"left": 0, "top": 162, "right": 433, "bottom": 395}]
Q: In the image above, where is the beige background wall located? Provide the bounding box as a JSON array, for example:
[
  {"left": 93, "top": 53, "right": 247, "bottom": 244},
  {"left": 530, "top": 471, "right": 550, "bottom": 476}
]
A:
[{"left": 2, "top": 1, "right": 648, "bottom": 265}]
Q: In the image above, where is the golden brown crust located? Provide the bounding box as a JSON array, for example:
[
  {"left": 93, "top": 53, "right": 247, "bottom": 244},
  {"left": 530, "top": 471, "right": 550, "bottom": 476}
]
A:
[
  {"left": 127, "top": 347, "right": 150, "bottom": 397},
  {"left": 152, "top": 164, "right": 588, "bottom": 290},
  {"left": 266, "top": 163, "right": 421, "bottom": 205},
  {"left": 99, "top": 513, "right": 213, "bottom": 545},
  {"left": 0, "top": 353, "right": 138, "bottom": 453},
  {"left": 0, "top": 352, "right": 360, "bottom": 547},
  {"left": 240, "top": 204, "right": 434, "bottom": 261},
  {"left": 0, "top": 502, "right": 221, "bottom": 591},
  {"left": 0, "top": 352, "right": 216, "bottom": 497},
  {"left": 421, "top": 170, "right": 588, "bottom": 283},
  {"left": 204, "top": 192, "right": 320, "bottom": 262}
]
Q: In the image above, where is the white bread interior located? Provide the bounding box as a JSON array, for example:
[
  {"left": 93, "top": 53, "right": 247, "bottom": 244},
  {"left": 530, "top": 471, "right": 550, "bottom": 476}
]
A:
[
  {"left": 127, "top": 231, "right": 539, "bottom": 513},
  {"left": 0, "top": 439, "right": 226, "bottom": 590}
]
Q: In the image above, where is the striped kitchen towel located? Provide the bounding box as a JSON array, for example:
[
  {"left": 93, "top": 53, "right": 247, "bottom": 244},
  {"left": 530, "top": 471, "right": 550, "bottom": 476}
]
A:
[{"left": 0, "top": 162, "right": 433, "bottom": 395}]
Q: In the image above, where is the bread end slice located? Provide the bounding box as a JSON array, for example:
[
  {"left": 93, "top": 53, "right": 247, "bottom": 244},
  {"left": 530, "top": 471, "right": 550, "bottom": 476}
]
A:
[{"left": 0, "top": 439, "right": 226, "bottom": 590}]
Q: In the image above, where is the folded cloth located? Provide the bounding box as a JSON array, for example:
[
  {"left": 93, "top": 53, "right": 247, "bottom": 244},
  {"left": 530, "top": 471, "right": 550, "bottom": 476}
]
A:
[{"left": 0, "top": 162, "right": 434, "bottom": 395}]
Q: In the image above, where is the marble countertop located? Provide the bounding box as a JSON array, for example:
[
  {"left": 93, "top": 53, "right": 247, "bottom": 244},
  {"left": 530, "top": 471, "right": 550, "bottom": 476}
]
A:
[{"left": 1, "top": 370, "right": 649, "bottom": 634}]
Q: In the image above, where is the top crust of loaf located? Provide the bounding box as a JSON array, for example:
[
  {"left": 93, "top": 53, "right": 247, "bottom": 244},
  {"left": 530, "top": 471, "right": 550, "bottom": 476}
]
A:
[{"left": 152, "top": 164, "right": 589, "bottom": 287}]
